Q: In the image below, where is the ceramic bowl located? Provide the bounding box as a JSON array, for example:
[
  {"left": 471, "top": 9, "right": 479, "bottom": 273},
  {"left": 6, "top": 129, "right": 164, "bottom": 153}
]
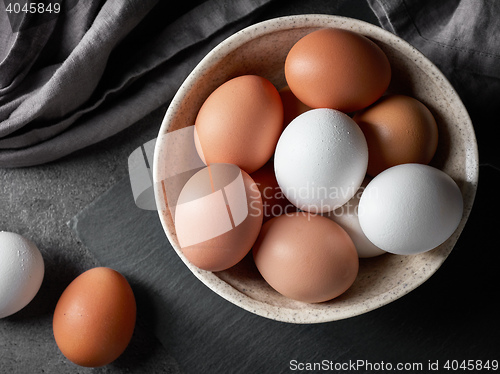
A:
[{"left": 153, "top": 14, "right": 478, "bottom": 323}]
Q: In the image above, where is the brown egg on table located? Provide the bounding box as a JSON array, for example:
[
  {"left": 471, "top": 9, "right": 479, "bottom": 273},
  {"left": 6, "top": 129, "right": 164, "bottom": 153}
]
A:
[
  {"left": 174, "top": 163, "right": 263, "bottom": 271},
  {"left": 194, "top": 74, "right": 284, "bottom": 174},
  {"left": 253, "top": 212, "right": 359, "bottom": 303},
  {"left": 353, "top": 94, "right": 439, "bottom": 176},
  {"left": 284, "top": 28, "right": 391, "bottom": 113},
  {"left": 279, "top": 85, "right": 311, "bottom": 127},
  {"left": 250, "top": 158, "right": 296, "bottom": 223},
  {"left": 53, "top": 267, "right": 136, "bottom": 368}
]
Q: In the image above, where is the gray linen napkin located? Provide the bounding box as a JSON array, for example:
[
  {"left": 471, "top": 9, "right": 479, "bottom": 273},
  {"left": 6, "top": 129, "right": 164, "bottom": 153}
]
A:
[
  {"left": 368, "top": 0, "right": 500, "bottom": 166},
  {"left": 0, "top": 0, "right": 274, "bottom": 167},
  {"left": 3, "top": 0, "right": 496, "bottom": 168}
]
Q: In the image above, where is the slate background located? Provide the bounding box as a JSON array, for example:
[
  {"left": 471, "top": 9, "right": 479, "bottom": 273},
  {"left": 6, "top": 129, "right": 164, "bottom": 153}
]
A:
[{"left": 1, "top": 1, "right": 499, "bottom": 373}]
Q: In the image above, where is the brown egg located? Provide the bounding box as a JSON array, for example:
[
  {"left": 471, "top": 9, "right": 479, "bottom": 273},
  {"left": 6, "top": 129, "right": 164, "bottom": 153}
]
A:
[
  {"left": 175, "top": 163, "right": 263, "bottom": 271},
  {"left": 353, "top": 94, "right": 439, "bottom": 176},
  {"left": 194, "top": 75, "right": 284, "bottom": 173},
  {"left": 253, "top": 212, "right": 359, "bottom": 303},
  {"left": 284, "top": 28, "right": 391, "bottom": 113},
  {"left": 250, "top": 158, "right": 296, "bottom": 223},
  {"left": 279, "top": 86, "right": 311, "bottom": 127},
  {"left": 53, "top": 267, "right": 136, "bottom": 368}
]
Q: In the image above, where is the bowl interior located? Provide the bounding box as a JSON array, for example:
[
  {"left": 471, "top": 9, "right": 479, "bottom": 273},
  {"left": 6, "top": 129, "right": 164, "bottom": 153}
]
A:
[{"left": 153, "top": 15, "right": 478, "bottom": 323}]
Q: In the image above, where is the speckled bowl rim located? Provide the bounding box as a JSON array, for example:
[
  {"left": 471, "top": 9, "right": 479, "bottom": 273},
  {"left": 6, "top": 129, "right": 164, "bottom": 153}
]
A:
[{"left": 153, "top": 14, "right": 479, "bottom": 324}]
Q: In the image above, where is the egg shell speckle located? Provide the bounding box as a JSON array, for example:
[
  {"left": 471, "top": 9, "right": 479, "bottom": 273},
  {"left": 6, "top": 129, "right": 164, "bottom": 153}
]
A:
[
  {"left": 274, "top": 108, "right": 368, "bottom": 213},
  {"left": 53, "top": 267, "right": 136, "bottom": 367}
]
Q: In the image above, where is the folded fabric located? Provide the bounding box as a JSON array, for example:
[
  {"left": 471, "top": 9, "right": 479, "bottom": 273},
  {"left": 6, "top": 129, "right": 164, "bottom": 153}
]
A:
[
  {"left": 0, "top": 0, "right": 275, "bottom": 167},
  {"left": 2, "top": 0, "right": 498, "bottom": 168},
  {"left": 368, "top": 0, "right": 500, "bottom": 166}
]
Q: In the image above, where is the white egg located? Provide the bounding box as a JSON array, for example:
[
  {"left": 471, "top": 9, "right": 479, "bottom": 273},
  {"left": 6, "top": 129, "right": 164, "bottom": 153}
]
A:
[
  {"left": 358, "top": 164, "right": 464, "bottom": 255},
  {"left": 327, "top": 178, "right": 387, "bottom": 258},
  {"left": 0, "top": 232, "right": 44, "bottom": 318},
  {"left": 274, "top": 108, "right": 368, "bottom": 213}
]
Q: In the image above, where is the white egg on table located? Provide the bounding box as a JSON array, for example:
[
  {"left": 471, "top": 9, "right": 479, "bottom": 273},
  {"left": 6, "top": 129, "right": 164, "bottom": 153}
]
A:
[
  {"left": 358, "top": 164, "right": 464, "bottom": 255},
  {"left": 0, "top": 231, "right": 44, "bottom": 318},
  {"left": 274, "top": 108, "right": 368, "bottom": 213}
]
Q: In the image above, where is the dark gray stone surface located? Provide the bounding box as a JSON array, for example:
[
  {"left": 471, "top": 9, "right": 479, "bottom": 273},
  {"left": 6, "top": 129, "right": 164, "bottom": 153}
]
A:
[
  {"left": 68, "top": 165, "right": 500, "bottom": 374},
  {"left": 0, "top": 107, "right": 176, "bottom": 373}
]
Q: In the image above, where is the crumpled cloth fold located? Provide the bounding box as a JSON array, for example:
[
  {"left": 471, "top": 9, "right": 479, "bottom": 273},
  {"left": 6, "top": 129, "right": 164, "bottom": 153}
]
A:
[
  {"left": 368, "top": 0, "right": 500, "bottom": 165},
  {"left": 1, "top": 0, "right": 498, "bottom": 167},
  {"left": 0, "top": 0, "right": 274, "bottom": 167}
]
